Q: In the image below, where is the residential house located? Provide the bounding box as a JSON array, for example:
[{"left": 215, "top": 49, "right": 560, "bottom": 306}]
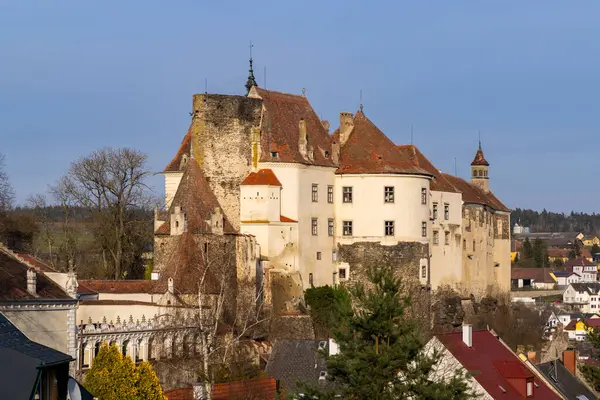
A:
[
  {"left": 565, "top": 258, "right": 597, "bottom": 282},
  {"left": 0, "top": 312, "right": 77, "bottom": 400},
  {"left": 583, "top": 235, "right": 600, "bottom": 247},
  {"left": 563, "top": 283, "right": 600, "bottom": 313},
  {"left": 556, "top": 313, "right": 599, "bottom": 328},
  {"left": 429, "top": 325, "right": 559, "bottom": 398},
  {"left": 511, "top": 267, "right": 556, "bottom": 289},
  {"left": 533, "top": 350, "right": 596, "bottom": 399},
  {"left": 564, "top": 318, "right": 600, "bottom": 341}
]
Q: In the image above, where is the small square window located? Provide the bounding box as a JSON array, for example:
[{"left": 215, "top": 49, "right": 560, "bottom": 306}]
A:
[
  {"left": 328, "top": 219, "right": 334, "bottom": 236},
  {"left": 433, "top": 231, "right": 439, "bottom": 245},
  {"left": 339, "top": 268, "right": 347, "bottom": 280},
  {"left": 311, "top": 218, "right": 318, "bottom": 235},
  {"left": 445, "top": 231, "right": 450, "bottom": 245},
  {"left": 343, "top": 221, "right": 353, "bottom": 236},
  {"left": 421, "top": 188, "right": 427, "bottom": 205},
  {"left": 312, "top": 184, "right": 318, "bottom": 202},
  {"left": 327, "top": 185, "right": 334, "bottom": 203},
  {"left": 343, "top": 187, "right": 353, "bottom": 203},
  {"left": 421, "top": 222, "right": 427, "bottom": 237},
  {"left": 385, "top": 221, "right": 394, "bottom": 236},
  {"left": 384, "top": 186, "right": 394, "bottom": 203},
  {"left": 433, "top": 203, "right": 438, "bottom": 220},
  {"left": 444, "top": 204, "right": 449, "bottom": 220},
  {"left": 316, "top": 251, "right": 322, "bottom": 260}
]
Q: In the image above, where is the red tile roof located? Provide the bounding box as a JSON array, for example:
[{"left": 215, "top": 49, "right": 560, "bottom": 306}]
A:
[
  {"left": 253, "top": 88, "right": 335, "bottom": 168},
  {"left": 437, "top": 330, "right": 559, "bottom": 399},
  {"left": 565, "top": 320, "right": 578, "bottom": 330},
  {"left": 280, "top": 215, "right": 297, "bottom": 223},
  {"left": 336, "top": 111, "right": 433, "bottom": 176},
  {"left": 396, "top": 145, "right": 459, "bottom": 192},
  {"left": 77, "top": 280, "right": 153, "bottom": 294},
  {"left": 583, "top": 318, "right": 600, "bottom": 328},
  {"left": 547, "top": 248, "right": 570, "bottom": 258},
  {"left": 165, "top": 377, "right": 277, "bottom": 400},
  {"left": 471, "top": 145, "right": 489, "bottom": 166},
  {"left": 16, "top": 254, "right": 57, "bottom": 272},
  {"left": 442, "top": 173, "right": 510, "bottom": 212},
  {"left": 511, "top": 267, "right": 555, "bottom": 283},
  {"left": 565, "top": 257, "right": 596, "bottom": 268},
  {"left": 164, "top": 126, "right": 192, "bottom": 172},
  {"left": 155, "top": 220, "right": 170, "bottom": 235},
  {"left": 241, "top": 169, "right": 282, "bottom": 186}
]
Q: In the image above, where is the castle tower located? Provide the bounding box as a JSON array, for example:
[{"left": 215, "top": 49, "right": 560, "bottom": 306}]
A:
[{"left": 470, "top": 141, "right": 490, "bottom": 192}]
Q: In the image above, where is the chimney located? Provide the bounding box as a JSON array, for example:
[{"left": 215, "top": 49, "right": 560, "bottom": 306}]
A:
[
  {"left": 462, "top": 324, "right": 472, "bottom": 347},
  {"left": 339, "top": 112, "right": 354, "bottom": 146},
  {"left": 27, "top": 268, "right": 37, "bottom": 296},
  {"left": 328, "top": 338, "right": 339, "bottom": 356},
  {"left": 562, "top": 349, "right": 576, "bottom": 376},
  {"left": 298, "top": 119, "right": 308, "bottom": 158}
]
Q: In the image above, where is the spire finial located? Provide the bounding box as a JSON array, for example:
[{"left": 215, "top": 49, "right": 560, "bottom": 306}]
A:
[
  {"left": 359, "top": 89, "right": 363, "bottom": 112},
  {"left": 478, "top": 130, "right": 482, "bottom": 149},
  {"left": 245, "top": 41, "right": 257, "bottom": 95}
]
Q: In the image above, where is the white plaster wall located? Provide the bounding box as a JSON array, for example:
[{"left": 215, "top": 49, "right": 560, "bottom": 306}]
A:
[
  {"left": 4, "top": 310, "right": 69, "bottom": 353},
  {"left": 334, "top": 174, "right": 431, "bottom": 244},
  {"left": 429, "top": 190, "right": 463, "bottom": 289},
  {"left": 164, "top": 172, "right": 183, "bottom": 209},
  {"left": 260, "top": 162, "right": 336, "bottom": 288},
  {"left": 240, "top": 185, "right": 281, "bottom": 222},
  {"left": 96, "top": 293, "right": 154, "bottom": 302},
  {"left": 240, "top": 222, "right": 299, "bottom": 271},
  {"left": 78, "top": 304, "right": 161, "bottom": 325}
]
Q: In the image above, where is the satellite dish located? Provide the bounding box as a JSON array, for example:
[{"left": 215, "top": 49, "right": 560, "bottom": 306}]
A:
[{"left": 67, "top": 377, "right": 82, "bottom": 400}]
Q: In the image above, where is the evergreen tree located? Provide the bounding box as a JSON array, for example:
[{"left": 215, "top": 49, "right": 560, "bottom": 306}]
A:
[
  {"left": 513, "top": 252, "right": 519, "bottom": 263},
  {"left": 522, "top": 238, "right": 533, "bottom": 260},
  {"left": 305, "top": 284, "right": 352, "bottom": 339},
  {"left": 298, "top": 266, "right": 473, "bottom": 400},
  {"left": 135, "top": 362, "right": 166, "bottom": 400},
  {"left": 554, "top": 257, "right": 564, "bottom": 268}
]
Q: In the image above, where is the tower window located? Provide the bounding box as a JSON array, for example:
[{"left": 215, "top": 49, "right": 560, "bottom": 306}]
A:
[
  {"left": 444, "top": 204, "right": 450, "bottom": 220},
  {"left": 343, "top": 187, "right": 353, "bottom": 203},
  {"left": 312, "top": 184, "right": 318, "bottom": 202},
  {"left": 311, "top": 218, "right": 318, "bottom": 235},
  {"left": 421, "top": 188, "right": 427, "bottom": 204},
  {"left": 433, "top": 203, "right": 438, "bottom": 219},
  {"left": 421, "top": 222, "right": 427, "bottom": 237},
  {"left": 384, "top": 186, "right": 394, "bottom": 203},
  {"left": 339, "top": 268, "right": 347, "bottom": 280},
  {"left": 421, "top": 265, "right": 427, "bottom": 278}
]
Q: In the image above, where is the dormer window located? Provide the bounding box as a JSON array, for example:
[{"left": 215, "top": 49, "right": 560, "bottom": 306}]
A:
[{"left": 271, "top": 151, "right": 278, "bottom": 158}]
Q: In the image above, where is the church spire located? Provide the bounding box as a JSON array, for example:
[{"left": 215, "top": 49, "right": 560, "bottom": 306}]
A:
[{"left": 245, "top": 41, "right": 257, "bottom": 95}]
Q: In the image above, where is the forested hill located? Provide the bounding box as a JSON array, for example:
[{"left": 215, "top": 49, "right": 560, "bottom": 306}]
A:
[{"left": 511, "top": 208, "right": 600, "bottom": 234}]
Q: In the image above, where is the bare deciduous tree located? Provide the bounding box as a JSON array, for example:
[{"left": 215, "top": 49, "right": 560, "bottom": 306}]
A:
[
  {"left": 52, "top": 147, "right": 154, "bottom": 279},
  {"left": 0, "top": 153, "right": 14, "bottom": 213}
]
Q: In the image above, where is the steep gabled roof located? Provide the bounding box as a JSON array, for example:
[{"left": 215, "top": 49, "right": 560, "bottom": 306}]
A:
[
  {"left": 437, "top": 330, "right": 559, "bottom": 399},
  {"left": 252, "top": 88, "right": 335, "bottom": 167},
  {"left": 565, "top": 257, "right": 596, "bottom": 268},
  {"left": 570, "top": 282, "right": 600, "bottom": 295},
  {"left": 241, "top": 169, "right": 282, "bottom": 186},
  {"left": 164, "top": 126, "right": 192, "bottom": 172},
  {"left": 336, "top": 111, "right": 433, "bottom": 176},
  {"left": 396, "top": 145, "right": 459, "bottom": 192},
  {"left": 169, "top": 158, "right": 235, "bottom": 234},
  {"left": 471, "top": 145, "right": 489, "bottom": 166},
  {"left": 442, "top": 173, "right": 510, "bottom": 212},
  {"left": 536, "top": 360, "right": 596, "bottom": 399}
]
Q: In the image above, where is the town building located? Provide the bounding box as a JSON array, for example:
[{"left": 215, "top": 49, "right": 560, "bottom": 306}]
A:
[
  {"left": 511, "top": 267, "right": 556, "bottom": 290},
  {"left": 563, "top": 282, "right": 600, "bottom": 313},
  {"left": 532, "top": 350, "right": 596, "bottom": 399}
]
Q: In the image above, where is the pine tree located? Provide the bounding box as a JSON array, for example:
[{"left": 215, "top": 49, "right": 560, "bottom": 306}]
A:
[
  {"left": 298, "top": 266, "right": 473, "bottom": 400},
  {"left": 135, "top": 361, "right": 166, "bottom": 400},
  {"left": 522, "top": 238, "right": 533, "bottom": 260}
]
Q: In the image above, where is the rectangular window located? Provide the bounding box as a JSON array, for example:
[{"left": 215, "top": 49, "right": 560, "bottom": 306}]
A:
[
  {"left": 384, "top": 186, "right": 394, "bottom": 203},
  {"left": 421, "top": 265, "right": 427, "bottom": 278},
  {"left": 433, "top": 203, "right": 438, "bottom": 220},
  {"left": 444, "top": 204, "right": 449, "bottom": 220},
  {"left": 339, "top": 268, "right": 347, "bottom": 280},
  {"left": 343, "top": 221, "right": 353, "bottom": 236},
  {"left": 473, "top": 240, "right": 476, "bottom": 251},
  {"left": 433, "top": 231, "right": 439, "bottom": 245},
  {"left": 343, "top": 187, "right": 353, "bottom": 203},
  {"left": 421, "top": 222, "right": 427, "bottom": 237},
  {"left": 327, "top": 185, "right": 334, "bottom": 203},
  {"left": 445, "top": 231, "right": 450, "bottom": 245},
  {"left": 312, "top": 184, "right": 318, "bottom": 202},
  {"left": 385, "top": 221, "right": 395, "bottom": 236},
  {"left": 309, "top": 273, "right": 313, "bottom": 286},
  {"left": 328, "top": 219, "right": 334, "bottom": 236},
  {"left": 421, "top": 188, "right": 427, "bottom": 205},
  {"left": 463, "top": 239, "right": 466, "bottom": 250},
  {"left": 316, "top": 251, "right": 322, "bottom": 260},
  {"left": 311, "top": 218, "right": 318, "bottom": 235}
]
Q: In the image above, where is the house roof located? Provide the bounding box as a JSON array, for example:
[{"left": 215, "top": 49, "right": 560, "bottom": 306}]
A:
[
  {"left": 536, "top": 360, "right": 596, "bottom": 399},
  {"left": 396, "top": 145, "right": 459, "bottom": 193},
  {"left": 547, "top": 248, "right": 570, "bottom": 258},
  {"left": 241, "top": 169, "right": 282, "bottom": 186},
  {"left": 570, "top": 282, "right": 600, "bottom": 295},
  {"left": 336, "top": 111, "right": 433, "bottom": 176},
  {"left": 251, "top": 87, "right": 335, "bottom": 168},
  {"left": 164, "top": 126, "right": 192, "bottom": 172},
  {"left": 566, "top": 257, "right": 597, "bottom": 268},
  {"left": 437, "top": 330, "right": 559, "bottom": 399},
  {"left": 442, "top": 174, "right": 510, "bottom": 212},
  {"left": 583, "top": 318, "right": 600, "bottom": 328},
  {"left": 77, "top": 280, "right": 153, "bottom": 294},
  {"left": 564, "top": 320, "right": 578, "bottom": 331},
  {"left": 16, "top": 254, "right": 57, "bottom": 273},
  {"left": 471, "top": 144, "right": 489, "bottom": 166},
  {"left": 511, "top": 268, "right": 555, "bottom": 283},
  {"left": 164, "top": 377, "right": 277, "bottom": 400},
  {"left": 265, "top": 339, "right": 332, "bottom": 393},
  {"left": 0, "top": 250, "right": 72, "bottom": 301},
  {"left": 169, "top": 158, "right": 235, "bottom": 234}
]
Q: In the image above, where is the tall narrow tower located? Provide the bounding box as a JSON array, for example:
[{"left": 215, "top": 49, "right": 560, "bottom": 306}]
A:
[{"left": 471, "top": 141, "right": 490, "bottom": 192}]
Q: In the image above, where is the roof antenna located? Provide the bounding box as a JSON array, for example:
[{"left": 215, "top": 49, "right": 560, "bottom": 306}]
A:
[
  {"left": 410, "top": 124, "right": 414, "bottom": 145},
  {"left": 359, "top": 89, "right": 363, "bottom": 112}
]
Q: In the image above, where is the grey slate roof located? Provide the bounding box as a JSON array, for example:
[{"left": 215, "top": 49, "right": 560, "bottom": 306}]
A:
[
  {"left": 570, "top": 283, "right": 600, "bottom": 295},
  {"left": 0, "top": 312, "right": 72, "bottom": 366},
  {"left": 265, "top": 340, "right": 332, "bottom": 393},
  {"left": 536, "top": 360, "right": 596, "bottom": 400}
]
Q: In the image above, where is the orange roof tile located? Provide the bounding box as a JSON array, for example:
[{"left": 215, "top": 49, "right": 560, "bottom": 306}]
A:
[
  {"left": 77, "top": 280, "right": 154, "bottom": 294},
  {"left": 253, "top": 88, "right": 335, "bottom": 167},
  {"left": 280, "top": 215, "right": 297, "bottom": 223},
  {"left": 164, "top": 126, "right": 192, "bottom": 172},
  {"left": 442, "top": 173, "right": 510, "bottom": 212},
  {"left": 471, "top": 145, "right": 489, "bottom": 166},
  {"left": 396, "top": 145, "right": 459, "bottom": 193},
  {"left": 165, "top": 377, "right": 277, "bottom": 400},
  {"left": 241, "top": 169, "right": 282, "bottom": 186},
  {"left": 336, "top": 111, "right": 433, "bottom": 176}
]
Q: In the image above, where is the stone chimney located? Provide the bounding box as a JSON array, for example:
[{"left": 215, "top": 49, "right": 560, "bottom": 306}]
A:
[
  {"left": 462, "top": 324, "right": 472, "bottom": 347},
  {"left": 298, "top": 119, "right": 308, "bottom": 158},
  {"left": 339, "top": 112, "right": 354, "bottom": 146},
  {"left": 26, "top": 268, "right": 37, "bottom": 296},
  {"left": 563, "top": 349, "right": 576, "bottom": 375}
]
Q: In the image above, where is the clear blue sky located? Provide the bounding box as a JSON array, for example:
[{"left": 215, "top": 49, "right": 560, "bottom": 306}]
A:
[{"left": 1, "top": 1, "right": 599, "bottom": 212}]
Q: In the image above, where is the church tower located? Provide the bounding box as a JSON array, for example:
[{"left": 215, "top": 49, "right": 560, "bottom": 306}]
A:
[{"left": 471, "top": 141, "right": 490, "bottom": 192}]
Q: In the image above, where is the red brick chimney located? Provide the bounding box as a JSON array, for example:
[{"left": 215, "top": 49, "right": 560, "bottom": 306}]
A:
[{"left": 562, "top": 350, "right": 577, "bottom": 375}]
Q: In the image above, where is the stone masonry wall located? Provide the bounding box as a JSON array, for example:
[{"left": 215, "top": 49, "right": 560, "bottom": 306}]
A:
[{"left": 191, "top": 94, "right": 263, "bottom": 231}]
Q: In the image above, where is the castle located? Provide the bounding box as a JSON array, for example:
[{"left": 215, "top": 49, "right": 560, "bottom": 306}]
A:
[{"left": 154, "top": 62, "right": 511, "bottom": 308}]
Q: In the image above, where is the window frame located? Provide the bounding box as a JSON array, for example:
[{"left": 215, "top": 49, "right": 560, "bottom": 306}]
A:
[
  {"left": 327, "top": 185, "right": 334, "bottom": 203},
  {"left": 312, "top": 184, "right": 318, "bottom": 202},
  {"left": 328, "top": 218, "right": 334, "bottom": 236},
  {"left": 384, "top": 220, "right": 395, "bottom": 236},
  {"left": 433, "top": 203, "right": 438, "bottom": 220},
  {"left": 339, "top": 268, "right": 347, "bottom": 280},
  {"left": 444, "top": 203, "right": 449, "bottom": 220},
  {"left": 343, "top": 220, "right": 353, "bottom": 236},
  {"left": 311, "top": 218, "right": 318, "bottom": 236},
  {"left": 421, "top": 188, "right": 427, "bottom": 205},
  {"left": 433, "top": 230, "right": 439, "bottom": 245},
  {"left": 384, "top": 186, "right": 394, "bottom": 203},
  {"left": 343, "top": 186, "right": 353, "bottom": 203},
  {"left": 445, "top": 231, "right": 450, "bottom": 245},
  {"left": 421, "top": 221, "right": 427, "bottom": 237}
]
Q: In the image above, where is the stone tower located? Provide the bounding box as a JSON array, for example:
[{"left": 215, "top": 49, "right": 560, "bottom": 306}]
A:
[{"left": 470, "top": 141, "right": 490, "bottom": 193}]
